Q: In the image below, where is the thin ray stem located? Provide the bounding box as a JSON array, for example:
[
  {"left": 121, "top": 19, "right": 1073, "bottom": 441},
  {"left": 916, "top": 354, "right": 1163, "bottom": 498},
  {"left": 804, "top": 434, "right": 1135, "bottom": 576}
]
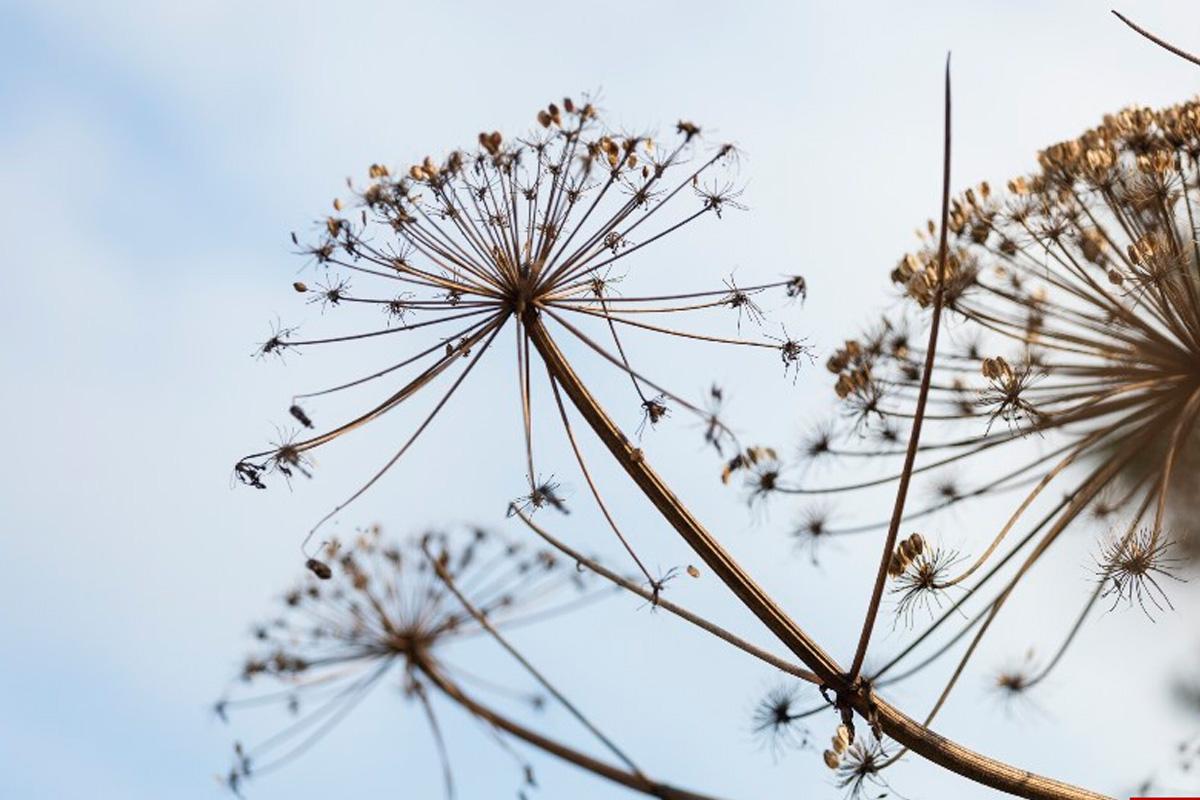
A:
[
  {"left": 546, "top": 372, "right": 655, "bottom": 585},
  {"left": 418, "top": 663, "right": 726, "bottom": 800},
  {"left": 1112, "top": 10, "right": 1200, "bottom": 66},
  {"left": 423, "top": 542, "right": 646, "bottom": 777},
  {"left": 513, "top": 508, "right": 819, "bottom": 684}
]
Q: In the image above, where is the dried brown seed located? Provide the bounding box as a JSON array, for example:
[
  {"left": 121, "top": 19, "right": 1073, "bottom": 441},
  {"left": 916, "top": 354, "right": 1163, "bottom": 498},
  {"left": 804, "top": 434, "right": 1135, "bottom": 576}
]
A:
[{"left": 305, "top": 559, "right": 333, "bottom": 580}]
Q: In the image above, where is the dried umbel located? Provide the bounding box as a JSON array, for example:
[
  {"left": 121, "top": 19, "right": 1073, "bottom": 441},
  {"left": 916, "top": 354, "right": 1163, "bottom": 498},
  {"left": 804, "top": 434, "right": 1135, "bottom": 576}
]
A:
[
  {"left": 217, "top": 524, "right": 735, "bottom": 800},
  {"left": 889, "top": 537, "right": 962, "bottom": 626},
  {"left": 216, "top": 525, "right": 600, "bottom": 795},
  {"left": 837, "top": 99, "right": 1200, "bottom": 564},
  {"left": 833, "top": 735, "right": 893, "bottom": 800},
  {"left": 739, "top": 90, "right": 1199, "bottom": 799},
  {"left": 234, "top": 96, "right": 809, "bottom": 590},
  {"left": 1096, "top": 525, "right": 1183, "bottom": 617},
  {"left": 800, "top": 99, "right": 1200, "bottom": 661}
]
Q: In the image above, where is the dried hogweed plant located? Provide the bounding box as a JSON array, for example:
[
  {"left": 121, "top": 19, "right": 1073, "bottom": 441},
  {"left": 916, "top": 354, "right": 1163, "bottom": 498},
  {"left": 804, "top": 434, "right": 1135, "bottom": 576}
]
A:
[{"left": 225, "top": 34, "right": 1199, "bottom": 795}]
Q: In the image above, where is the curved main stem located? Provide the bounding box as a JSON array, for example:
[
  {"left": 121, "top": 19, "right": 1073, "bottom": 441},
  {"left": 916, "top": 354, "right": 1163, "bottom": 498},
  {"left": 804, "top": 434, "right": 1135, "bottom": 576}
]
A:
[
  {"left": 526, "top": 313, "right": 1111, "bottom": 800},
  {"left": 418, "top": 661, "right": 726, "bottom": 800}
]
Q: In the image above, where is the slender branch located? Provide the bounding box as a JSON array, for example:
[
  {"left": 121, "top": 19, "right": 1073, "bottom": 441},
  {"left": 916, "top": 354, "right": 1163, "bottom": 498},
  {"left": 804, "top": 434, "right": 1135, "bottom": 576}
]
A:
[
  {"left": 511, "top": 507, "right": 820, "bottom": 684},
  {"left": 1112, "top": 10, "right": 1200, "bottom": 66},
  {"left": 411, "top": 680, "right": 456, "bottom": 800},
  {"left": 847, "top": 53, "right": 953, "bottom": 682},
  {"left": 418, "top": 663, "right": 727, "bottom": 800}
]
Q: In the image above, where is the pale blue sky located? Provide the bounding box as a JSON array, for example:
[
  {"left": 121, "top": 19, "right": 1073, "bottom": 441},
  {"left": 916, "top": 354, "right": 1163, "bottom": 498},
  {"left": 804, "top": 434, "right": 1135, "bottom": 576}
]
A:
[{"left": 3, "top": 2, "right": 1200, "bottom": 798}]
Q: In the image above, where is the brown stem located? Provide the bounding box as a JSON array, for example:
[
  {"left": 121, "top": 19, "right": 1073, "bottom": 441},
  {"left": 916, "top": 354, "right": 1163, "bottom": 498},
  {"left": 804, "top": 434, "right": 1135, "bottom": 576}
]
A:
[
  {"left": 1112, "top": 10, "right": 1200, "bottom": 66},
  {"left": 524, "top": 313, "right": 1111, "bottom": 800},
  {"left": 512, "top": 507, "right": 820, "bottom": 684},
  {"left": 418, "top": 662, "right": 726, "bottom": 800},
  {"left": 848, "top": 54, "right": 953, "bottom": 681}
]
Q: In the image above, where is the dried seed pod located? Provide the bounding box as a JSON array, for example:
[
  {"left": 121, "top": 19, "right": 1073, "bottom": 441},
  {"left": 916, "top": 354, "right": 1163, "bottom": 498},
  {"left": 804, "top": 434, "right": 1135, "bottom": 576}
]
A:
[
  {"left": 479, "top": 131, "right": 503, "bottom": 155},
  {"left": 823, "top": 748, "right": 841, "bottom": 769},
  {"left": 887, "top": 556, "right": 908, "bottom": 578},
  {"left": 834, "top": 724, "right": 852, "bottom": 752},
  {"left": 289, "top": 404, "right": 314, "bottom": 429},
  {"left": 686, "top": 564, "right": 700, "bottom": 578},
  {"left": 981, "top": 356, "right": 1014, "bottom": 382},
  {"left": 305, "top": 559, "right": 333, "bottom": 580},
  {"left": 293, "top": 281, "right": 308, "bottom": 293}
]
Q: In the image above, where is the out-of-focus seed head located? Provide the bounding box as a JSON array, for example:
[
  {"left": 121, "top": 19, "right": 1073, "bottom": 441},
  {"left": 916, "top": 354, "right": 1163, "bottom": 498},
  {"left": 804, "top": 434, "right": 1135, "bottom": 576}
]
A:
[
  {"left": 217, "top": 526, "right": 592, "bottom": 793},
  {"left": 751, "top": 684, "right": 811, "bottom": 758}
]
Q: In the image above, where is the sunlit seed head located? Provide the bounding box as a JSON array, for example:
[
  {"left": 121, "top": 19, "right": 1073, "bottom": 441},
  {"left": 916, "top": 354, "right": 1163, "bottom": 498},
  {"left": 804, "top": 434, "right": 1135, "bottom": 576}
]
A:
[{"left": 1097, "top": 527, "right": 1183, "bottom": 618}]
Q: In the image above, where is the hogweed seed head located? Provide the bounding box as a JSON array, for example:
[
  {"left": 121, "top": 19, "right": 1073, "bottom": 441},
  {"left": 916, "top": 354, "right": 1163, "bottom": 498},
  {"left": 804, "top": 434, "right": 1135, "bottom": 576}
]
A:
[
  {"left": 233, "top": 95, "right": 809, "bottom": 583},
  {"left": 815, "top": 96, "right": 1200, "bottom": 636}
]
